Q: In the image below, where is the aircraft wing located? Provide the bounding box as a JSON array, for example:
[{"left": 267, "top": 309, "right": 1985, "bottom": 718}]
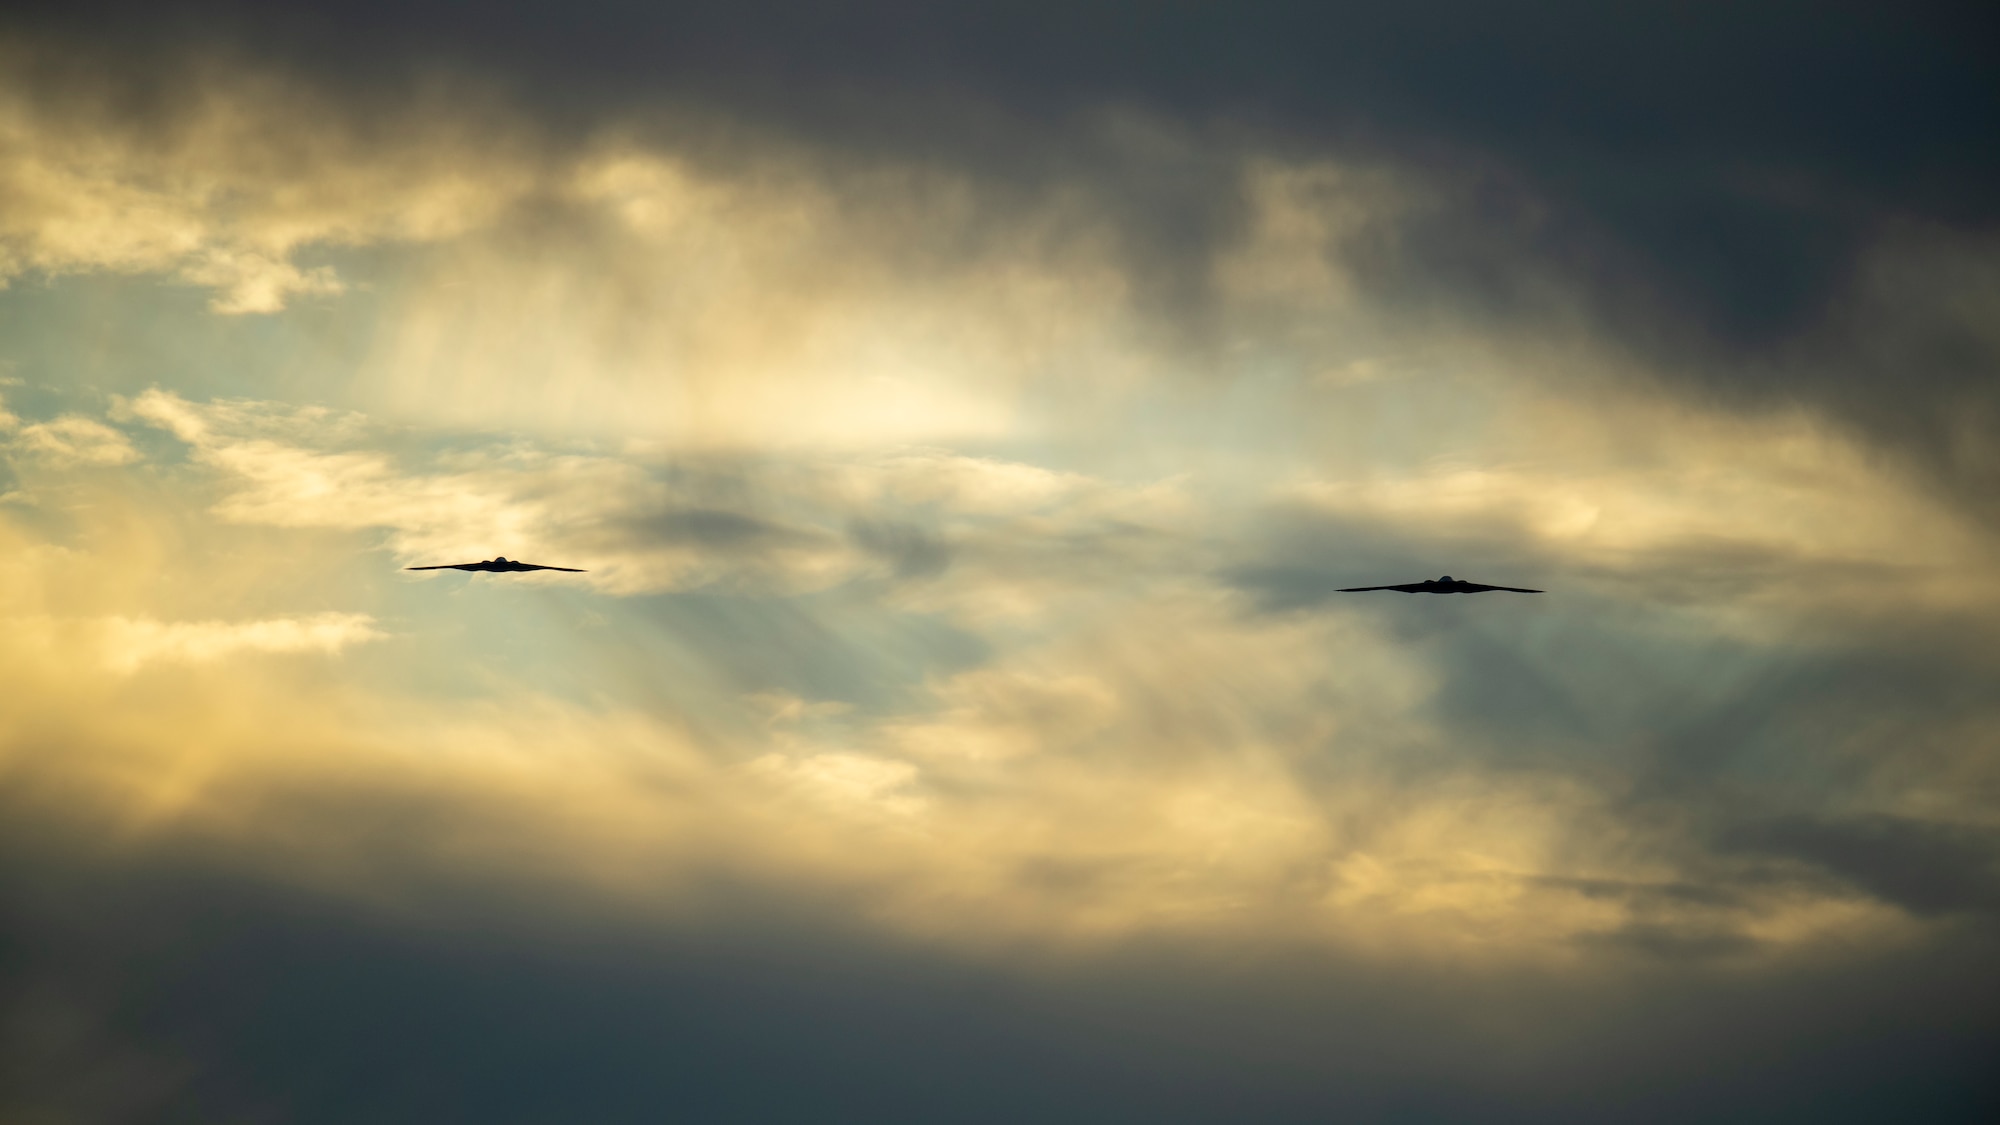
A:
[
  {"left": 1337, "top": 583, "right": 1428, "bottom": 592},
  {"left": 405, "top": 561, "right": 585, "bottom": 572},
  {"left": 1462, "top": 582, "right": 1543, "bottom": 593}
]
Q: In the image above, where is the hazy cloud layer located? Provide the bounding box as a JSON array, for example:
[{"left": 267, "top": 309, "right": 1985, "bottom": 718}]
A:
[{"left": 2, "top": 11, "right": 1997, "bottom": 1122}]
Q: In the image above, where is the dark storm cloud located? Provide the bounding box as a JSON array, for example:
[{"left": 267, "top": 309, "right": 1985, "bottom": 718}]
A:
[
  {"left": 1220, "top": 495, "right": 2000, "bottom": 930},
  {"left": 1721, "top": 814, "right": 2000, "bottom": 917},
  {"left": 10, "top": 1, "right": 1999, "bottom": 508},
  {"left": 849, "top": 517, "right": 954, "bottom": 580},
  {"left": 8, "top": 8, "right": 2000, "bottom": 1121},
  {"left": 5, "top": 813, "right": 1999, "bottom": 1125},
  {"left": 624, "top": 507, "right": 825, "bottom": 553},
  {"left": 16, "top": 1, "right": 1994, "bottom": 316},
  {"left": 1767, "top": 228, "right": 2000, "bottom": 521}
]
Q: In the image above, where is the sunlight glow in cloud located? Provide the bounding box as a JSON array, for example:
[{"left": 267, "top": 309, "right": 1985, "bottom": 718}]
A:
[
  {"left": 93, "top": 612, "right": 383, "bottom": 673},
  {"left": 1, "top": 25, "right": 1996, "bottom": 1119}
]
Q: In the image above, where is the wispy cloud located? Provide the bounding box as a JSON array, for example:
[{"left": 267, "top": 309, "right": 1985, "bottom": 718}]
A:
[
  {"left": 3, "top": 414, "right": 140, "bottom": 467},
  {"left": 2, "top": 19, "right": 1997, "bottom": 1118},
  {"left": 122, "top": 388, "right": 1194, "bottom": 600},
  {"left": 0, "top": 42, "right": 542, "bottom": 313},
  {"left": 93, "top": 612, "right": 383, "bottom": 673}
]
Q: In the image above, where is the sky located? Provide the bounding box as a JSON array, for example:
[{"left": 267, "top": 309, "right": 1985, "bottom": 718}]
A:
[{"left": 2, "top": 2, "right": 1998, "bottom": 1121}]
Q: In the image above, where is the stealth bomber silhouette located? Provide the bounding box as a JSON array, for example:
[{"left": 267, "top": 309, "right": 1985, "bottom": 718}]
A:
[
  {"left": 1338, "top": 575, "right": 1541, "bottom": 594},
  {"left": 406, "top": 556, "right": 585, "bottom": 573}
]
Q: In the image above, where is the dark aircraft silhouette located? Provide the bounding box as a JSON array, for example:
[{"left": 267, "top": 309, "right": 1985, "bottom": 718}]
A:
[
  {"left": 1338, "top": 575, "right": 1542, "bottom": 594},
  {"left": 405, "top": 556, "right": 585, "bottom": 573}
]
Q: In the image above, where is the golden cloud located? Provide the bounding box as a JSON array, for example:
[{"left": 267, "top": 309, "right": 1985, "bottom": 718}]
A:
[
  {"left": 0, "top": 40, "right": 1993, "bottom": 982},
  {"left": 0, "top": 42, "right": 544, "bottom": 313}
]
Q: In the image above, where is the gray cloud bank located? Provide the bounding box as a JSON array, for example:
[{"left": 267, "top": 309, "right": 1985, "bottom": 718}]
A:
[
  {"left": 4, "top": 817, "right": 1997, "bottom": 1125},
  {"left": 5, "top": 6, "right": 2000, "bottom": 1121},
  {"left": 4, "top": 385, "right": 1997, "bottom": 1119},
  {"left": 7, "top": 1, "right": 1998, "bottom": 519},
  {"left": 13, "top": 0, "right": 1995, "bottom": 323}
]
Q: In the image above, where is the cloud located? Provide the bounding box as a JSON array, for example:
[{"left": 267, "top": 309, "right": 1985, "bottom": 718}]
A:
[
  {"left": 0, "top": 150, "right": 1978, "bottom": 969},
  {"left": 176, "top": 249, "right": 345, "bottom": 315},
  {"left": 6, "top": 27, "right": 1989, "bottom": 522},
  {"left": 3, "top": 15, "right": 1999, "bottom": 1119},
  {"left": 92, "top": 612, "right": 383, "bottom": 673},
  {"left": 0, "top": 331, "right": 1970, "bottom": 969},
  {"left": 0, "top": 9, "right": 1994, "bottom": 517},
  {"left": 5, "top": 608, "right": 381, "bottom": 679},
  {"left": 5, "top": 821, "right": 1988, "bottom": 1125},
  {"left": 349, "top": 140, "right": 1144, "bottom": 446},
  {"left": 4, "top": 414, "right": 140, "bottom": 466},
  {"left": 1721, "top": 813, "right": 2000, "bottom": 917},
  {"left": 2, "top": 398, "right": 1957, "bottom": 967},
  {"left": 0, "top": 38, "right": 544, "bottom": 313},
  {"left": 120, "top": 388, "right": 1198, "bottom": 602},
  {"left": 1220, "top": 347, "right": 1999, "bottom": 637},
  {"left": 17, "top": 2, "right": 1998, "bottom": 341}
]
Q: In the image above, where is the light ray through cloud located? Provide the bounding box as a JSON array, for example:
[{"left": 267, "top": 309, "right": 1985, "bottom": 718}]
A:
[{"left": 2, "top": 8, "right": 1997, "bottom": 1122}]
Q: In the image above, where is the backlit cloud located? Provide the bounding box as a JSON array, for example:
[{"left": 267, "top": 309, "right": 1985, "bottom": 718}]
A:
[{"left": 1, "top": 11, "right": 1995, "bottom": 1120}]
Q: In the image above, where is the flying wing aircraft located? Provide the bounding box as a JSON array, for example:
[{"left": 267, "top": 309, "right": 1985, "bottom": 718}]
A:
[
  {"left": 1337, "top": 575, "right": 1541, "bottom": 594},
  {"left": 405, "top": 556, "right": 586, "bottom": 573}
]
